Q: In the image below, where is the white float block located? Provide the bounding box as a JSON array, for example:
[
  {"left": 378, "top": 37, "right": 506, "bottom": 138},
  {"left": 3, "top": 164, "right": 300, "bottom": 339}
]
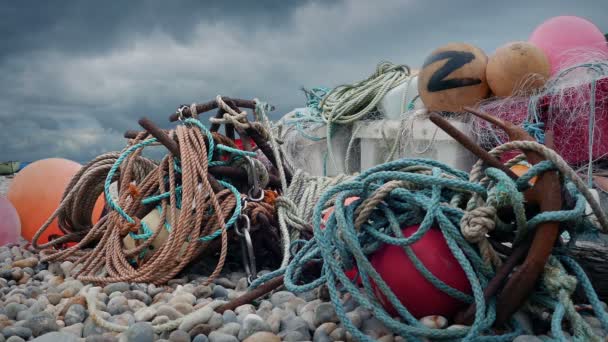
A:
[
  {"left": 377, "top": 75, "right": 425, "bottom": 120},
  {"left": 280, "top": 116, "right": 355, "bottom": 177},
  {"left": 354, "top": 116, "right": 477, "bottom": 173}
]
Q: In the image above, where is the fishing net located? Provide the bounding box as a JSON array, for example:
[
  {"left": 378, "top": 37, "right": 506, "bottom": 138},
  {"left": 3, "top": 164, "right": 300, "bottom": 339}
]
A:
[{"left": 472, "top": 56, "right": 608, "bottom": 171}]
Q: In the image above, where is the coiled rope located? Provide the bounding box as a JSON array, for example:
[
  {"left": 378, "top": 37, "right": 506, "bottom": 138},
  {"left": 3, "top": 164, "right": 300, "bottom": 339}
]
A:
[
  {"left": 38, "top": 118, "right": 256, "bottom": 286},
  {"left": 250, "top": 148, "right": 608, "bottom": 341}
]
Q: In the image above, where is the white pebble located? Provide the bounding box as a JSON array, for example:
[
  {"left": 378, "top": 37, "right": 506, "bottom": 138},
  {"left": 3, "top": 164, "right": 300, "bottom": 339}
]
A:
[{"left": 419, "top": 315, "right": 448, "bottom": 329}]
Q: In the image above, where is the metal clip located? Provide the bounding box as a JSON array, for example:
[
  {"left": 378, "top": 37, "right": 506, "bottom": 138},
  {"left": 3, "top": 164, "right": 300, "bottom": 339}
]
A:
[
  {"left": 176, "top": 105, "right": 189, "bottom": 122},
  {"left": 234, "top": 215, "right": 257, "bottom": 284},
  {"left": 244, "top": 156, "right": 264, "bottom": 202}
]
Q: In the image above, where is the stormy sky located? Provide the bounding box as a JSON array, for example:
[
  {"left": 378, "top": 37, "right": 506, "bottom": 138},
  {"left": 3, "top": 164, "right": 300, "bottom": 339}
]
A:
[{"left": 1, "top": 0, "right": 607, "bottom": 163}]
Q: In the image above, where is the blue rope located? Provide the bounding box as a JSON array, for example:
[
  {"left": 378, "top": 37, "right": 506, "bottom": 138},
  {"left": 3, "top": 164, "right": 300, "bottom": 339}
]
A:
[{"left": 251, "top": 157, "right": 607, "bottom": 341}]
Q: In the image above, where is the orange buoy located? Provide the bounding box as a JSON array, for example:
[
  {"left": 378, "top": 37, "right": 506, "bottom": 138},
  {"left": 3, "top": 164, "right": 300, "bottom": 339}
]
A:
[
  {"left": 511, "top": 164, "right": 537, "bottom": 185},
  {"left": 418, "top": 43, "right": 489, "bottom": 112},
  {"left": 486, "top": 42, "right": 550, "bottom": 97},
  {"left": 7, "top": 158, "right": 81, "bottom": 244},
  {"left": 0, "top": 196, "right": 21, "bottom": 246},
  {"left": 91, "top": 193, "right": 105, "bottom": 225}
]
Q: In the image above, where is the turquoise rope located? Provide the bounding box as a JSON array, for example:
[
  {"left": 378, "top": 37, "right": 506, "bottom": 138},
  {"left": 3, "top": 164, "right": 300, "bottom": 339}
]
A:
[
  {"left": 251, "top": 157, "right": 604, "bottom": 341},
  {"left": 105, "top": 117, "right": 245, "bottom": 243}
]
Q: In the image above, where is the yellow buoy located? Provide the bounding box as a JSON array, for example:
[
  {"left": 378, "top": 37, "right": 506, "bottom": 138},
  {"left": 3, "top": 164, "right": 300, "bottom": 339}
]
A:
[
  {"left": 486, "top": 41, "right": 551, "bottom": 97},
  {"left": 418, "top": 43, "right": 489, "bottom": 112}
]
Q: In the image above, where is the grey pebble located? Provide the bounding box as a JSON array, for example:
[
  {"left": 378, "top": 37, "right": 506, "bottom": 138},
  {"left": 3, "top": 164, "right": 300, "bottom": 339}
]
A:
[
  {"left": 178, "top": 306, "right": 215, "bottom": 332},
  {"left": 23, "top": 312, "right": 60, "bottom": 337},
  {"left": 207, "top": 313, "right": 223, "bottom": 330},
  {"left": 84, "top": 334, "right": 118, "bottom": 342},
  {"left": 47, "top": 293, "right": 62, "bottom": 305},
  {"left": 61, "top": 322, "right": 84, "bottom": 337},
  {"left": 192, "top": 335, "right": 208, "bottom": 342},
  {"left": 4, "top": 303, "right": 26, "bottom": 320},
  {"left": 109, "top": 313, "right": 136, "bottom": 327},
  {"left": 278, "top": 330, "right": 306, "bottom": 342},
  {"left": 2, "top": 326, "right": 32, "bottom": 340},
  {"left": 124, "top": 291, "right": 152, "bottom": 306},
  {"left": 193, "top": 286, "right": 212, "bottom": 299},
  {"left": 122, "top": 322, "right": 154, "bottom": 342},
  {"left": 134, "top": 307, "right": 157, "bottom": 322},
  {"left": 312, "top": 329, "right": 332, "bottom": 342},
  {"left": 270, "top": 291, "right": 295, "bottom": 307},
  {"left": 362, "top": 317, "right": 391, "bottom": 339},
  {"left": 157, "top": 305, "right": 184, "bottom": 320},
  {"left": 513, "top": 336, "right": 543, "bottom": 342},
  {"left": 208, "top": 331, "right": 237, "bottom": 342},
  {"left": 217, "top": 322, "right": 241, "bottom": 337},
  {"left": 266, "top": 309, "right": 282, "bottom": 334},
  {"left": 346, "top": 311, "right": 362, "bottom": 329},
  {"left": 237, "top": 314, "right": 271, "bottom": 340},
  {"left": 329, "top": 327, "right": 346, "bottom": 340},
  {"left": 280, "top": 315, "right": 311, "bottom": 340},
  {"left": 313, "top": 302, "right": 339, "bottom": 326},
  {"left": 234, "top": 304, "right": 255, "bottom": 317},
  {"left": 0, "top": 270, "right": 12, "bottom": 280},
  {"left": 235, "top": 278, "right": 248, "bottom": 292},
  {"left": 103, "top": 282, "right": 130, "bottom": 295},
  {"left": 147, "top": 285, "right": 165, "bottom": 298},
  {"left": 188, "top": 324, "right": 213, "bottom": 337},
  {"left": 107, "top": 296, "right": 129, "bottom": 315},
  {"left": 212, "top": 286, "right": 228, "bottom": 299},
  {"left": 83, "top": 311, "right": 111, "bottom": 337},
  {"left": 213, "top": 278, "right": 236, "bottom": 289},
  {"left": 64, "top": 304, "right": 87, "bottom": 325},
  {"left": 151, "top": 316, "right": 170, "bottom": 325},
  {"left": 57, "top": 279, "right": 84, "bottom": 293},
  {"left": 222, "top": 311, "right": 237, "bottom": 324},
  {"left": 130, "top": 284, "right": 148, "bottom": 293},
  {"left": 169, "top": 330, "right": 191, "bottom": 342},
  {"left": 583, "top": 315, "right": 602, "bottom": 329},
  {"left": 6, "top": 337, "right": 25, "bottom": 342}
]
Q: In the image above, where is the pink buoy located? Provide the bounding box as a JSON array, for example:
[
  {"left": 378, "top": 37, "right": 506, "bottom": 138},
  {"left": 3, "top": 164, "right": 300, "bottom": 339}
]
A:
[
  {"left": 529, "top": 16, "right": 608, "bottom": 75},
  {"left": 370, "top": 225, "right": 471, "bottom": 319},
  {"left": 0, "top": 196, "right": 21, "bottom": 246}
]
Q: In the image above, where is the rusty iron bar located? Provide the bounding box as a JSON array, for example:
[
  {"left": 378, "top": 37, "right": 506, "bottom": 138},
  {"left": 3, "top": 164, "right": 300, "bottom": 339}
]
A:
[
  {"left": 138, "top": 117, "right": 225, "bottom": 193},
  {"left": 462, "top": 107, "right": 563, "bottom": 326},
  {"left": 168, "top": 98, "right": 274, "bottom": 122},
  {"left": 494, "top": 133, "right": 562, "bottom": 326},
  {"left": 428, "top": 112, "right": 518, "bottom": 180},
  {"left": 454, "top": 238, "right": 532, "bottom": 325},
  {"left": 215, "top": 275, "right": 285, "bottom": 314},
  {"left": 215, "top": 261, "right": 318, "bottom": 314},
  {"left": 434, "top": 108, "right": 563, "bottom": 326}
]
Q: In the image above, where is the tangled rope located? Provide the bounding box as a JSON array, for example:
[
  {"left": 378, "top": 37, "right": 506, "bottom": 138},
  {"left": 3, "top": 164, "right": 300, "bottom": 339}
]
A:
[
  {"left": 32, "top": 151, "right": 156, "bottom": 250},
  {"left": 38, "top": 118, "right": 250, "bottom": 286},
  {"left": 462, "top": 140, "right": 608, "bottom": 269},
  {"left": 249, "top": 148, "right": 608, "bottom": 341}
]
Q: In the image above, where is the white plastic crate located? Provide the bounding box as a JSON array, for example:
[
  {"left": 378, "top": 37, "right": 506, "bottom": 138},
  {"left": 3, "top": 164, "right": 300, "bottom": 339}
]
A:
[
  {"left": 354, "top": 116, "right": 477, "bottom": 173},
  {"left": 279, "top": 109, "right": 355, "bottom": 177},
  {"left": 377, "top": 74, "right": 425, "bottom": 120}
]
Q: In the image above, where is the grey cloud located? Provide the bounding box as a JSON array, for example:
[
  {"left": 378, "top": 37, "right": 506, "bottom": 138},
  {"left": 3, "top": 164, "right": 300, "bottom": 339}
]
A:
[{"left": 1, "top": 0, "right": 607, "bottom": 163}]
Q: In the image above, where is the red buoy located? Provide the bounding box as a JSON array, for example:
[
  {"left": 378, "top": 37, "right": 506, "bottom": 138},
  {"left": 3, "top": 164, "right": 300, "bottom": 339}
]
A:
[{"left": 370, "top": 225, "right": 471, "bottom": 318}]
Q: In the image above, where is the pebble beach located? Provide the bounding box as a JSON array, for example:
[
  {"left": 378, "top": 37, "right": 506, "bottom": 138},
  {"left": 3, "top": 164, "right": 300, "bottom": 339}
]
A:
[{"left": 1, "top": 176, "right": 608, "bottom": 342}]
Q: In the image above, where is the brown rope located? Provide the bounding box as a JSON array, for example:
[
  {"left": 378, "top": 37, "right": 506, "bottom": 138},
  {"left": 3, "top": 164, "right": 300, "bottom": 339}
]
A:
[{"left": 40, "top": 124, "right": 240, "bottom": 286}]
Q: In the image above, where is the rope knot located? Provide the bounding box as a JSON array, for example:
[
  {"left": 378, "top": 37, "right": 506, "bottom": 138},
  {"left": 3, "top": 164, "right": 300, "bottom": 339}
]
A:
[
  {"left": 121, "top": 218, "right": 141, "bottom": 237},
  {"left": 127, "top": 183, "right": 142, "bottom": 200},
  {"left": 461, "top": 206, "right": 497, "bottom": 243}
]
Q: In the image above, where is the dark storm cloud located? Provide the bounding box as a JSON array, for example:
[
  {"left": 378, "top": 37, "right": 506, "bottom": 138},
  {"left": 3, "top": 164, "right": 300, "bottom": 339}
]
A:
[{"left": 1, "top": 0, "right": 607, "bottom": 162}]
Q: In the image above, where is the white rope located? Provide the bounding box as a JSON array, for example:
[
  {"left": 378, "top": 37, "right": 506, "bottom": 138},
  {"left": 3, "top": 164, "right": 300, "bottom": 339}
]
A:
[{"left": 84, "top": 287, "right": 226, "bottom": 334}]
